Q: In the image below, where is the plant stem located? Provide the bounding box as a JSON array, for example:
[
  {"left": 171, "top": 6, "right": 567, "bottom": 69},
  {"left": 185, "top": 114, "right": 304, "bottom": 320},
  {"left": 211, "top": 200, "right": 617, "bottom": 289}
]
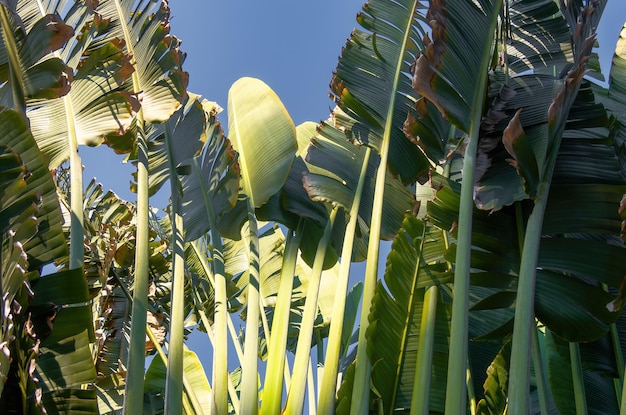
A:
[
  {"left": 507, "top": 184, "right": 548, "bottom": 415},
  {"left": 164, "top": 123, "right": 185, "bottom": 414},
  {"left": 239, "top": 199, "right": 261, "bottom": 414},
  {"left": 0, "top": 4, "right": 26, "bottom": 118},
  {"left": 444, "top": 131, "right": 477, "bottom": 415},
  {"left": 350, "top": 146, "right": 391, "bottom": 415},
  {"left": 604, "top": 282, "right": 624, "bottom": 407},
  {"left": 466, "top": 357, "right": 477, "bottom": 415},
  {"left": 193, "top": 155, "right": 230, "bottom": 415},
  {"left": 285, "top": 208, "right": 337, "bottom": 414},
  {"left": 262, "top": 222, "right": 303, "bottom": 414},
  {"left": 532, "top": 325, "right": 550, "bottom": 414},
  {"left": 569, "top": 342, "right": 587, "bottom": 415},
  {"left": 411, "top": 285, "right": 439, "bottom": 415},
  {"left": 619, "top": 372, "right": 626, "bottom": 415},
  {"left": 146, "top": 325, "right": 198, "bottom": 415},
  {"left": 348, "top": 0, "right": 424, "bottom": 409},
  {"left": 68, "top": 125, "right": 83, "bottom": 270},
  {"left": 117, "top": 0, "right": 152, "bottom": 408},
  {"left": 318, "top": 147, "right": 370, "bottom": 415},
  {"left": 124, "top": 121, "right": 149, "bottom": 415},
  {"left": 308, "top": 356, "right": 317, "bottom": 415},
  {"left": 443, "top": 3, "right": 502, "bottom": 413},
  {"left": 517, "top": 202, "right": 550, "bottom": 415}
]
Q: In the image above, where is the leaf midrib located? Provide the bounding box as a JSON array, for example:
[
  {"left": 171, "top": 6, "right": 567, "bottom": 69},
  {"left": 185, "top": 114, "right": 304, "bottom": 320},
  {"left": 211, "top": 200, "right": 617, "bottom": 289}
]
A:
[{"left": 228, "top": 97, "right": 255, "bottom": 207}]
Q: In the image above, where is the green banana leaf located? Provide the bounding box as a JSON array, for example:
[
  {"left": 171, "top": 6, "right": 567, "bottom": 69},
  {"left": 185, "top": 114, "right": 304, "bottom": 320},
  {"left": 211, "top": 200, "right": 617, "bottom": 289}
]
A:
[
  {"left": 138, "top": 97, "right": 207, "bottom": 197},
  {"left": 546, "top": 329, "right": 620, "bottom": 415},
  {"left": 0, "top": 143, "right": 39, "bottom": 404},
  {"left": 338, "top": 215, "right": 451, "bottom": 414},
  {"left": 98, "top": 0, "right": 188, "bottom": 123},
  {"left": 144, "top": 348, "right": 213, "bottom": 414},
  {"left": 411, "top": 0, "right": 501, "bottom": 133},
  {"left": 0, "top": 107, "right": 66, "bottom": 268},
  {"left": 330, "top": 0, "right": 430, "bottom": 184},
  {"left": 303, "top": 110, "right": 415, "bottom": 262},
  {"left": 24, "top": 4, "right": 140, "bottom": 167},
  {"left": 430, "top": 172, "right": 624, "bottom": 344},
  {"left": 227, "top": 77, "right": 297, "bottom": 208},
  {"left": 0, "top": 2, "right": 72, "bottom": 114},
  {"left": 95, "top": 373, "right": 126, "bottom": 415},
  {"left": 474, "top": 75, "right": 562, "bottom": 211},
  {"left": 476, "top": 341, "right": 512, "bottom": 415},
  {"left": 505, "top": 0, "right": 574, "bottom": 76},
  {"left": 40, "top": 389, "right": 98, "bottom": 415},
  {"left": 33, "top": 268, "right": 98, "bottom": 413},
  {"left": 255, "top": 121, "right": 338, "bottom": 269},
  {"left": 181, "top": 100, "right": 240, "bottom": 242}
]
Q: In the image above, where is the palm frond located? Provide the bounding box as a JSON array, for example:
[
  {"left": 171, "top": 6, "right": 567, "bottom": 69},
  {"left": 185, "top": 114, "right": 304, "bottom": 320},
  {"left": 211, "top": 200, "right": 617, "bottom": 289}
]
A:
[
  {"left": 304, "top": 110, "right": 416, "bottom": 262},
  {"left": 331, "top": 0, "right": 430, "bottom": 184},
  {"left": 99, "top": 0, "right": 188, "bottom": 122},
  {"left": 0, "top": 108, "right": 66, "bottom": 267},
  {"left": 506, "top": 0, "right": 574, "bottom": 76},
  {"left": 26, "top": 5, "right": 140, "bottom": 168},
  {"left": 181, "top": 101, "right": 240, "bottom": 242},
  {"left": 365, "top": 215, "right": 451, "bottom": 414}
]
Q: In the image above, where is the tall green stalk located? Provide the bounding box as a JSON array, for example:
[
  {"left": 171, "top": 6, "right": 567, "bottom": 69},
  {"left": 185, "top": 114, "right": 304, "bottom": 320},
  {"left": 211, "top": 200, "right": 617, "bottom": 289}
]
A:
[
  {"left": 410, "top": 285, "right": 439, "bottom": 415},
  {"left": 262, "top": 222, "right": 303, "bottom": 414},
  {"left": 67, "top": 123, "right": 83, "bottom": 271},
  {"left": 532, "top": 326, "right": 550, "bottom": 415},
  {"left": 350, "top": 145, "right": 388, "bottom": 415},
  {"left": 509, "top": 5, "right": 595, "bottom": 415},
  {"left": 348, "top": 1, "right": 424, "bottom": 406},
  {"left": 0, "top": 5, "right": 25, "bottom": 118},
  {"left": 189, "top": 240, "right": 242, "bottom": 412},
  {"left": 239, "top": 200, "right": 261, "bottom": 414},
  {"left": 508, "top": 48, "right": 592, "bottom": 413},
  {"left": 317, "top": 147, "right": 370, "bottom": 415},
  {"left": 621, "top": 371, "right": 626, "bottom": 415},
  {"left": 569, "top": 342, "right": 587, "bottom": 415},
  {"left": 284, "top": 208, "right": 337, "bottom": 414},
  {"left": 307, "top": 357, "right": 317, "bottom": 415},
  {"left": 604, "top": 282, "right": 625, "bottom": 406},
  {"left": 517, "top": 199, "right": 550, "bottom": 415},
  {"left": 613, "top": 326, "right": 625, "bottom": 407},
  {"left": 507, "top": 179, "right": 550, "bottom": 414},
  {"left": 444, "top": 136, "right": 478, "bottom": 415},
  {"left": 211, "top": 222, "right": 229, "bottom": 415},
  {"left": 444, "top": 4, "right": 502, "bottom": 411},
  {"left": 466, "top": 357, "right": 477, "bottom": 415},
  {"left": 114, "top": 0, "right": 160, "bottom": 409},
  {"left": 192, "top": 156, "right": 230, "bottom": 414},
  {"left": 124, "top": 119, "right": 150, "bottom": 415},
  {"left": 164, "top": 124, "right": 185, "bottom": 415}
]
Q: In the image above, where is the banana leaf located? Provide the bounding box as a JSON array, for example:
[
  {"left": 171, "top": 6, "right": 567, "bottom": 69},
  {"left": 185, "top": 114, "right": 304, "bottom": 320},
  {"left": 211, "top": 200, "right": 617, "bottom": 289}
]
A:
[
  {"left": 25, "top": 4, "right": 140, "bottom": 167},
  {"left": 0, "top": 1, "right": 73, "bottom": 115},
  {"left": 0, "top": 107, "right": 66, "bottom": 268},
  {"left": 330, "top": 0, "right": 430, "bottom": 184},
  {"left": 98, "top": 0, "right": 188, "bottom": 123},
  {"left": 303, "top": 110, "right": 415, "bottom": 262},
  {"left": 181, "top": 100, "right": 239, "bottom": 242}
]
